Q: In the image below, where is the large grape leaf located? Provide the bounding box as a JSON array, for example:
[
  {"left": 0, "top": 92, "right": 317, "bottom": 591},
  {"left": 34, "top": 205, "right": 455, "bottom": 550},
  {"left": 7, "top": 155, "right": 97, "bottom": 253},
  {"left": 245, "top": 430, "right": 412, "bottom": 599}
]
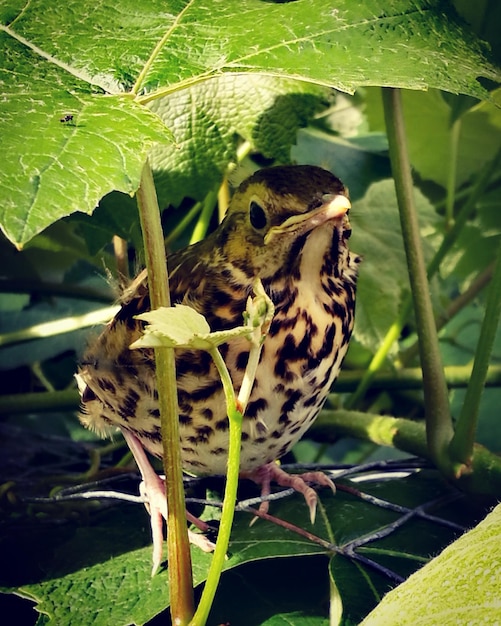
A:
[
  {"left": 1, "top": 0, "right": 500, "bottom": 247},
  {"left": 4, "top": 469, "right": 490, "bottom": 625}
]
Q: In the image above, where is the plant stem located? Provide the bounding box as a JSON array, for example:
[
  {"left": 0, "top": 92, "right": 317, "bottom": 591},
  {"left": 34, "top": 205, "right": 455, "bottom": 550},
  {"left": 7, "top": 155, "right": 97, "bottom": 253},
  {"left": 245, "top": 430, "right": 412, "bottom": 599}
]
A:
[
  {"left": 449, "top": 239, "right": 501, "bottom": 471},
  {"left": 190, "top": 347, "right": 243, "bottom": 626},
  {"left": 382, "top": 87, "right": 454, "bottom": 471},
  {"left": 136, "top": 160, "right": 194, "bottom": 623},
  {"left": 445, "top": 117, "right": 461, "bottom": 230},
  {"left": 190, "top": 189, "right": 218, "bottom": 245},
  {"left": 192, "top": 288, "right": 268, "bottom": 626},
  {"left": 312, "top": 410, "right": 501, "bottom": 496},
  {"left": 0, "top": 305, "right": 120, "bottom": 348}
]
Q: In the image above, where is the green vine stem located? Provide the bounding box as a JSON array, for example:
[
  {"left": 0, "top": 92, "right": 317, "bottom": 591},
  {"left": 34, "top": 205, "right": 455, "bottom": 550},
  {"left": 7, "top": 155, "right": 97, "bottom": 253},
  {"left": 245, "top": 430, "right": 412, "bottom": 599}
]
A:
[
  {"left": 0, "top": 305, "right": 120, "bottom": 348},
  {"left": 445, "top": 117, "right": 461, "bottom": 230},
  {"left": 191, "top": 282, "right": 272, "bottom": 626},
  {"left": 190, "top": 348, "right": 244, "bottom": 626},
  {"left": 382, "top": 87, "right": 454, "bottom": 472},
  {"left": 136, "top": 161, "right": 195, "bottom": 623},
  {"left": 449, "top": 239, "right": 501, "bottom": 472},
  {"left": 312, "top": 410, "right": 501, "bottom": 496}
]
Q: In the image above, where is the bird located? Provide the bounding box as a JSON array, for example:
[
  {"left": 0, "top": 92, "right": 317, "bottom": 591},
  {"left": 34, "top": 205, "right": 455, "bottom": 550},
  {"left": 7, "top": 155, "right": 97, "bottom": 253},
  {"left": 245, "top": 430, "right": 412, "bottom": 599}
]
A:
[{"left": 77, "top": 164, "right": 360, "bottom": 570}]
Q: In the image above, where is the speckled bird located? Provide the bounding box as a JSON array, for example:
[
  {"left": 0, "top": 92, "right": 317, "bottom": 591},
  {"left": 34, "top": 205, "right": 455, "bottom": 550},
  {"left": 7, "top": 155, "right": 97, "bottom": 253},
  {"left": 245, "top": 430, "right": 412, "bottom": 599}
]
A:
[{"left": 77, "top": 165, "right": 360, "bottom": 566}]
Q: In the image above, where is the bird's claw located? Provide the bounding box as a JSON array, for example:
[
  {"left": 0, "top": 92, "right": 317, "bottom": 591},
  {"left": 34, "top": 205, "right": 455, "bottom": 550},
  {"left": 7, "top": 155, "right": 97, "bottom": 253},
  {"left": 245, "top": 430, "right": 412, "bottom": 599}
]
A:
[{"left": 243, "top": 462, "right": 336, "bottom": 524}]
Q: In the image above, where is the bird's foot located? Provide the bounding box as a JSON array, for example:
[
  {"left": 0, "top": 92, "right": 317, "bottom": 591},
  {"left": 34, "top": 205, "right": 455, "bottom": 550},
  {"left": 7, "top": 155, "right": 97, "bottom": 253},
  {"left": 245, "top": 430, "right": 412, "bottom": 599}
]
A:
[
  {"left": 121, "top": 429, "right": 215, "bottom": 575},
  {"left": 242, "top": 461, "right": 336, "bottom": 524}
]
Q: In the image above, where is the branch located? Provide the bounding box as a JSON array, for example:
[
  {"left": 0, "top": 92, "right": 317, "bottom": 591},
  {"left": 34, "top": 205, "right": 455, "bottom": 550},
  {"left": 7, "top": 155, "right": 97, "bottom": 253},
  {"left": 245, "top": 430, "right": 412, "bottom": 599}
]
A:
[
  {"left": 136, "top": 161, "right": 194, "bottom": 622},
  {"left": 382, "top": 87, "right": 454, "bottom": 472},
  {"left": 449, "top": 239, "right": 501, "bottom": 471}
]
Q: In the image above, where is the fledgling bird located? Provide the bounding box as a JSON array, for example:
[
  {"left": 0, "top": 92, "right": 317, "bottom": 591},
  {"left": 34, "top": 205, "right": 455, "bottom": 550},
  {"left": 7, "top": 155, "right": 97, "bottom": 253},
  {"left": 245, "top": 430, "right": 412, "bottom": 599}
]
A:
[{"left": 77, "top": 165, "right": 360, "bottom": 569}]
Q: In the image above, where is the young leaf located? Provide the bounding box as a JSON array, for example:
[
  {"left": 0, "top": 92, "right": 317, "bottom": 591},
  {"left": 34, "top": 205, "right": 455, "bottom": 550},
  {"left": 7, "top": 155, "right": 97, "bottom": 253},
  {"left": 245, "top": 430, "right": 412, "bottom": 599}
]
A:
[{"left": 131, "top": 305, "right": 252, "bottom": 351}]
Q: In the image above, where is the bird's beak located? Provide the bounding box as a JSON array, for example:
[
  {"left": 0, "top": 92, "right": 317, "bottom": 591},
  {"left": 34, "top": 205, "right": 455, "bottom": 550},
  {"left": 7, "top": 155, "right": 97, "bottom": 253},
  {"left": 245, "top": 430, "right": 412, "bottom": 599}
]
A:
[{"left": 264, "top": 193, "right": 351, "bottom": 245}]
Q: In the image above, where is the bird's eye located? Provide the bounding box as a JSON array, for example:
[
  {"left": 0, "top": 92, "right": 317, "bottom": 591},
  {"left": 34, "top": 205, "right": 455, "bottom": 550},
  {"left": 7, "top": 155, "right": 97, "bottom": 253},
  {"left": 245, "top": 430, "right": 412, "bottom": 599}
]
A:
[{"left": 249, "top": 201, "right": 267, "bottom": 230}]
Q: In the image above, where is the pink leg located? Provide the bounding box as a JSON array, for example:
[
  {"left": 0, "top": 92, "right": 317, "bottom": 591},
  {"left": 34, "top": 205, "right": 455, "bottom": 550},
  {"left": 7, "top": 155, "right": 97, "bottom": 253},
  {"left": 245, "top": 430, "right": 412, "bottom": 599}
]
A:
[
  {"left": 121, "top": 429, "right": 215, "bottom": 575},
  {"left": 242, "top": 462, "right": 336, "bottom": 523}
]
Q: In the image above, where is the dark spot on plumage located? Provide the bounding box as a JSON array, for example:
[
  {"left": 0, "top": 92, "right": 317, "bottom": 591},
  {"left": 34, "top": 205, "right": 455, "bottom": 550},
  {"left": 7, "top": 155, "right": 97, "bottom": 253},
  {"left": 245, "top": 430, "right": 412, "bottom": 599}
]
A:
[
  {"left": 82, "top": 385, "right": 97, "bottom": 403},
  {"left": 236, "top": 350, "right": 249, "bottom": 371},
  {"left": 281, "top": 389, "right": 302, "bottom": 414},
  {"left": 229, "top": 297, "right": 249, "bottom": 319},
  {"left": 241, "top": 431, "right": 250, "bottom": 441},
  {"left": 271, "top": 429, "right": 284, "bottom": 439},
  {"left": 177, "top": 389, "right": 189, "bottom": 404},
  {"left": 189, "top": 460, "right": 208, "bottom": 469},
  {"left": 284, "top": 233, "right": 308, "bottom": 279},
  {"left": 269, "top": 314, "right": 298, "bottom": 337},
  {"left": 255, "top": 421, "right": 267, "bottom": 435},
  {"left": 149, "top": 408, "right": 161, "bottom": 418},
  {"left": 303, "top": 392, "right": 321, "bottom": 408},
  {"left": 277, "top": 443, "right": 290, "bottom": 457},
  {"left": 273, "top": 383, "right": 285, "bottom": 394},
  {"left": 137, "top": 378, "right": 152, "bottom": 395},
  {"left": 190, "top": 380, "right": 222, "bottom": 402},
  {"left": 118, "top": 389, "right": 140, "bottom": 419},
  {"left": 211, "top": 447, "right": 226, "bottom": 455},
  {"left": 218, "top": 343, "right": 230, "bottom": 360},
  {"left": 288, "top": 425, "right": 302, "bottom": 435},
  {"left": 254, "top": 436, "right": 267, "bottom": 444},
  {"left": 315, "top": 324, "right": 335, "bottom": 361},
  {"left": 279, "top": 414, "right": 291, "bottom": 425},
  {"left": 97, "top": 378, "right": 116, "bottom": 394},
  {"left": 215, "top": 417, "right": 229, "bottom": 431},
  {"left": 104, "top": 400, "right": 115, "bottom": 413},
  {"left": 277, "top": 332, "right": 310, "bottom": 366},
  {"left": 140, "top": 428, "right": 162, "bottom": 443},
  {"left": 179, "top": 413, "right": 192, "bottom": 425},
  {"left": 202, "top": 408, "right": 213, "bottom": 421},
  {"left": 324, "top": 277, "right": 342, "bottom": 298},
  {"left": 176, "top": 350, "right": 212, "bottom": 377},
  {"left": 117, "top": 405, "right": 131, "bottom": 420},
  {"left": 195, "top": 426, "right": 214, "bottom": 443},
  {"left": 246, "top": 397, "right": 268, "bottom": 419},
  {"left": 182, "top": 446, "right": 196, "bottom": 455},
  {"left": 212, "top": 289, "right": 232, "bottom": 308}
]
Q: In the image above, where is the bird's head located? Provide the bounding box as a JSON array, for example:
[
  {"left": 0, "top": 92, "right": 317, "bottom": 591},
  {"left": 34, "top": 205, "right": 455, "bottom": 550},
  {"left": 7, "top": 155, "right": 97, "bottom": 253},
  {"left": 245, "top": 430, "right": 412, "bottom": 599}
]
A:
[{"left": 215, "top": 165, "right": 353, "bottom": 282}]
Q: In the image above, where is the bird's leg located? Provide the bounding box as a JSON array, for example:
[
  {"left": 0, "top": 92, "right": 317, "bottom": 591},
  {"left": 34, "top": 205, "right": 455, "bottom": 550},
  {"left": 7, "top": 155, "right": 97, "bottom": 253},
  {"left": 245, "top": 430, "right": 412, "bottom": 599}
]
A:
[
  {"left": 242, "top": 462, "right": 336, "bottom": 524},
  {"left": 120, "top": 429, "right": 215, "bottom": 574}
]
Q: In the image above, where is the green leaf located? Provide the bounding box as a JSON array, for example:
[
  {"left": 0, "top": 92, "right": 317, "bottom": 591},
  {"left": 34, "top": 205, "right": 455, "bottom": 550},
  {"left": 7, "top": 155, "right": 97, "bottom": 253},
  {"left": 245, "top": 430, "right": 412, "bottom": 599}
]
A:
[
  {"left": 361, "top": 502, "right": 501, "bottom": 626},
  {"left": 132, "top": 305, "right": 251, "bottom": 351},
  {"left": 6, "top": 469, "right": 489, "bottom": 625},
  {"left": 365, "top": 87, "right": 501, "bottom": 189},
  {"left": 2, "top": 0, "right": 500, "bottom": 247},
  {"left": 350, "top": 180, "right": 439, "bottom": 353},
  {"left": 148, "top": 75, "right": 328, "bottom": 208},
  {"left": 0, "top": 39, "right": 173, "bottom": 247}
]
